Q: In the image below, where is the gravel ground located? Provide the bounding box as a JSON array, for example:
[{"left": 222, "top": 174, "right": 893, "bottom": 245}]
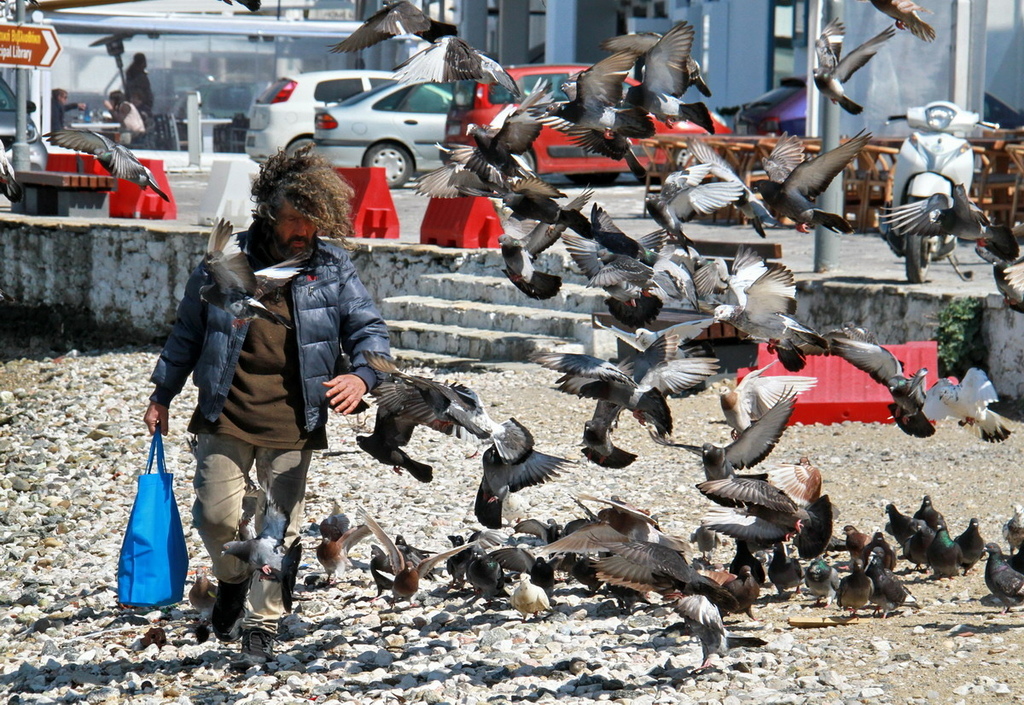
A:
[{"left": 1, "top": 348, "right": 1024, "bottom": 705}]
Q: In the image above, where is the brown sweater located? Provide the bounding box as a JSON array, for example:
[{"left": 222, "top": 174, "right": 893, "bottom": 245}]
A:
[{"left": 189, "top": 285, "right": 327, "bottom": 450}]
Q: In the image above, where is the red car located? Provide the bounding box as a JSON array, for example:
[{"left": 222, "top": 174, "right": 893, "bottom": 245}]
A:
[{"left": 444, "top": 64, "right": 731, "bottom": 184}]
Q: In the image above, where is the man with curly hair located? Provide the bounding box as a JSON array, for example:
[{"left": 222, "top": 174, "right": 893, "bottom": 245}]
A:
[{"left": 143, "top": 147, "right": 390, "bottom": 663}]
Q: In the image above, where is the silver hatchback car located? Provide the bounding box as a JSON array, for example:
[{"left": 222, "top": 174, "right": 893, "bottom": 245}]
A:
[{"left": 313, "top": 81, "right": 454, "bottom": 188}]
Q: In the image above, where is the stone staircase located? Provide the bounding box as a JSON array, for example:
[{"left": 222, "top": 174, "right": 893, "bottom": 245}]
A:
[{"left": 354, "top": 243, "right": 614, "bottom": 367}]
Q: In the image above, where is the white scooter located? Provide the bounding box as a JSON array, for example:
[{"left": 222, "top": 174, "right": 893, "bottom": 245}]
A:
[{"left": 882, "top": 101, "right": 999, "bottom": 283}]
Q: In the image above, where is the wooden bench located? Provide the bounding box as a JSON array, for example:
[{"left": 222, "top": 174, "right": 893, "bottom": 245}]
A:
[{"left": 12, "top": 171, "right": 116, "bottom": 217}]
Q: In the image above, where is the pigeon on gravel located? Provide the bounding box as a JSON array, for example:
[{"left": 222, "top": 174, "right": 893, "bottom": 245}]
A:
[
  {"left": 663, "top": 595, "right": 766, "bottom": 670},
  {"left": 804, "top": 557, "right": 841, "bottom": 606},
  {"left": 983, "top": 543, "right": 1024, "bottom": 612},
  {"left": 865, "top": 546, "right": 914, "bottom": 617},
  {"left": 955, "top": 519, "right": 985, "bottom": 574},
  {"left": 358, "top": 508, "right": 474, "bottom": 605},
  {"left": 1003, "top": 505, "right": 1024, "bottom": 555},
  {"left": 837, "top": 559, "right": 873, "bottom": 614},
  {"left": 926, "top": 523, "right": 964, "bottom": 579},
  {"left": 510, "top": 572, "right": 550, "bottom": 617}
]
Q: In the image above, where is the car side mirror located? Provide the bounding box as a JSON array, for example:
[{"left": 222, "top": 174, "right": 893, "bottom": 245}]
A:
[{"left": 27, "top": 100, "right": 36, "bottom": 113}]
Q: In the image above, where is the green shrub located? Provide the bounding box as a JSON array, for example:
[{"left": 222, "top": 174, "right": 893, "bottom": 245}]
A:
[{"left": 934, "top": 297, "right": 985, "bottom": 378}]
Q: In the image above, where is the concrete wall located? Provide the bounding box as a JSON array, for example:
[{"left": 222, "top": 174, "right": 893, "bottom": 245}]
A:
[{"left": 1, "top": 216, "right": 1021, "bottom": 396}]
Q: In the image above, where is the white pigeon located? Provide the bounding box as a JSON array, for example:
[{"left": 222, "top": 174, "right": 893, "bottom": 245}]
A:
[
  {"left": 720, "top": 360, "right": 818, "bottom": 434},
  {"left": 510, "top": 572, "right": 550, "bottom": 617},
  {"left": 1003, "top": 505, "right": 1024, "bottom": 555},
  {"left": 923, "top": 368, "right": 1012, "bottom": 443}
]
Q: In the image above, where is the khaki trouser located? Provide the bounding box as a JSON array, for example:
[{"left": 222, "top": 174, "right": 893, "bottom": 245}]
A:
[{"left": 192, "top": 433, "right": 310, "bottom": 633}]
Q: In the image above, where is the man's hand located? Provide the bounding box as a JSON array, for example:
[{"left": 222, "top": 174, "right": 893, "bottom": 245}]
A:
[
  {"left": 144, "top": 402, "right": 168, "bottom": 435},
  {"left": 323, "top": 374, "right": 368, "bottom": 415}
]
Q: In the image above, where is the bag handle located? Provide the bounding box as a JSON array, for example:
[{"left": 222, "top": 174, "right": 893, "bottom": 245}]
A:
[{"left": 145, "top": 430, "right": 167, "bottom": 475}]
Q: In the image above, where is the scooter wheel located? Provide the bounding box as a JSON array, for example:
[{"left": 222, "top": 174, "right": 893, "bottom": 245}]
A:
[{"left": 905, "top": 233, "right": 932, "bottom": 284}]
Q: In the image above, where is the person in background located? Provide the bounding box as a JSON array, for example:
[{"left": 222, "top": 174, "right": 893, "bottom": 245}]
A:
[
  {"left": 125, "top": 52, "right": 154, "bottom": 119},
  {"left": 143, "top": 146, "right": 391, "bottom": 665},
  {"left": 50, "top": 88, "right": 86, "bottom": 132},
  {"left": 104, "top": 90, "right": 146, "bottom": 145}
]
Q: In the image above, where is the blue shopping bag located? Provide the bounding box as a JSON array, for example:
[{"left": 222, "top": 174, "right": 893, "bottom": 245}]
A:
[{"left": 117, "top": 431, "right": 189, "bottom": 607}]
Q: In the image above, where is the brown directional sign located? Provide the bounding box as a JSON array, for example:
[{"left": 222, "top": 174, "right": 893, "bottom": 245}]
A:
[{"left": 0, "top": 24, "right": 63, "bottom": 68}]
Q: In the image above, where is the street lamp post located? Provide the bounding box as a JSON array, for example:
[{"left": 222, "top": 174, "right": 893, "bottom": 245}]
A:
[
  {"left": 809, "top": 0, "right": 844, "bottom": 273},
  {"left": 12, "top": 0, "right": 31, "bottom": 172}
]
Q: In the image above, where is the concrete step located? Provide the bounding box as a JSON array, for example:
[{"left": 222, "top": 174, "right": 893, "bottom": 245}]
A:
[
  {"left": 380, "top": 294, "right": 594, "bottom": 340},
  {"left": 414, "top": 272, "right": 606, "bottom": 313},
  {"left": 386, "top": 319, "right": 584, "bottom": 360},
  {"left": 389, "top": 347, "right": 492, "bottom": 370}
]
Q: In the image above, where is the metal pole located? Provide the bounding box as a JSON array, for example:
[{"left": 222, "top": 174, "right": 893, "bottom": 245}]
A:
[
  {"left": 186, "top": 91, "right": 201, "bottom": 168},
  {"left": 12, "top": 0, "right": 30, "bottom": 171},
  {"left": 813, "top": 0, "right": 843, "bottom": 273}
]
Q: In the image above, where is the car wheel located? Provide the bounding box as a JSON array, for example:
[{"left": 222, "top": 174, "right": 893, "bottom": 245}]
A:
[
  {"left": 363, "top": 142, "right": 413, "bottom": 188},
  {"left": 285, "top": 137, "right": 315, "bottom": 157},
  {"left": 567, "top": 172, "right": 619, "bottom": 186}
]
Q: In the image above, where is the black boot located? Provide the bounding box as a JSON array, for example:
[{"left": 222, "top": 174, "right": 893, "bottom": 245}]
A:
[{"left": 211, "top": 577, "right": 250, "bottom": 642}]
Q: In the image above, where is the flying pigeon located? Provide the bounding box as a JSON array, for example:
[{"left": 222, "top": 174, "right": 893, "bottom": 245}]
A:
[
  {"left": 923, "top": 367, "right": 1012, "bottom": 442},
  {"left": 712, "top": 265, "right": 829, "bottom": 372},
  {"left": 394, "top": 36, "right": 520, "bottom": 99},
  {"left": 881, "top": 184, "right": 990, "bottom": 243},
  {"left": 827, "top": 333, "right": 935, "bottom": 438},
  {"left": 475, "top": 417, "right": 571, "bottom": 529},
  {"left": 720, "top": 360, "right": 817, "bottom": 435},
  {"left": 330, "top": 1, "right": 457, "bottom": 52},
  {"left": 45, "top": 129, "right": 170, "bottom": 201},
  {"left": 687, "top": 138, "right": 779, "bottom": 238},
  {"left": 857, "top": 0, "right": 936, "bottom": 42},
  {"left": 754, "top": 131, "right": 871, "bottom": 233},
  {"left": 221, "top": 498, "right": 302, "bottom": 611},
  {"left": 0, "top": 145, "right": 22, "bottom": 203},
  {"left": 619, "top": 21, "right": 717, "bottom": 133},
  {"left": 813, "top": 20, "right": 896, "bottom": 115},
  {"left": 199, "top": 219, "right": 308, "bottom": 328},
  {"left": 533, "top": 52, "right": 654, "bottom": 178}
]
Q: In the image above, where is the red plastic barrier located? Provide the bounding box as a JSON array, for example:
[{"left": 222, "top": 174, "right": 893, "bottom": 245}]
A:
[
  {"left": 736, "top": 341, "right": 939, "bottom": 426},
  {"left": 46, "top": 154, "right": 176, "bottom": 220},
  {"left": 109, "top": 158, "right": 176, "bottom": 220},
  {"left": 419, "top": 196, "right": 502, "bottom": 249},
  {"left": 335, "top": 167, "right": 399, "bottom": 239},
  {"left": 47, "top": 153, "right": 105, "bottom": 175}
]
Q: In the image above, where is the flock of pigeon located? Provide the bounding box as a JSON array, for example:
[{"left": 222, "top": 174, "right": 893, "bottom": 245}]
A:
[
  {"left": 3, "top": 0, "right": 1022, "bottom": 670},
  {"left": 192, "top": 0, "right": 1024, "bottom": 671}
]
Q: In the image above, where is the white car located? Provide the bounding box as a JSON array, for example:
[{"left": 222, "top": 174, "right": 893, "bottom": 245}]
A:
[
  {"left": 245, "top": 70, "right": 395, "bottom": 161},
  {"left": 313, "top": 81, "right": 455, "bottom": 188}
]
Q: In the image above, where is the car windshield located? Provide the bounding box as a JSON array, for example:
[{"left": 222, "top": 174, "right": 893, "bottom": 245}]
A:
[
  {"left": 489, "top": 72, "right": 576, "bottom": 105},
  {"left": 335, "top": 81, "right": 399, "bottom": 108},
  {"left": 0, "top": 79, "right": 15, "bottom": 111},
  {"left": 744, "top": 85, "right": 801, "bottom": 110}
]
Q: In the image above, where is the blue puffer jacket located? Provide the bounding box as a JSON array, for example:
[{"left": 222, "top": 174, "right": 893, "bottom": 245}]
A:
[{"left": 150, "top": 229, "right": 391, "bottom": 432}]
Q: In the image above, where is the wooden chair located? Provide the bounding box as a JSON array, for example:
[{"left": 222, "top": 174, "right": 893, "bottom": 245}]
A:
[
  {"left": 972, "top": 144, "right": 1020, "bottom": 227},
  {"left": 1004, "top": 143, "right": 1024, "bottom": 226}
]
